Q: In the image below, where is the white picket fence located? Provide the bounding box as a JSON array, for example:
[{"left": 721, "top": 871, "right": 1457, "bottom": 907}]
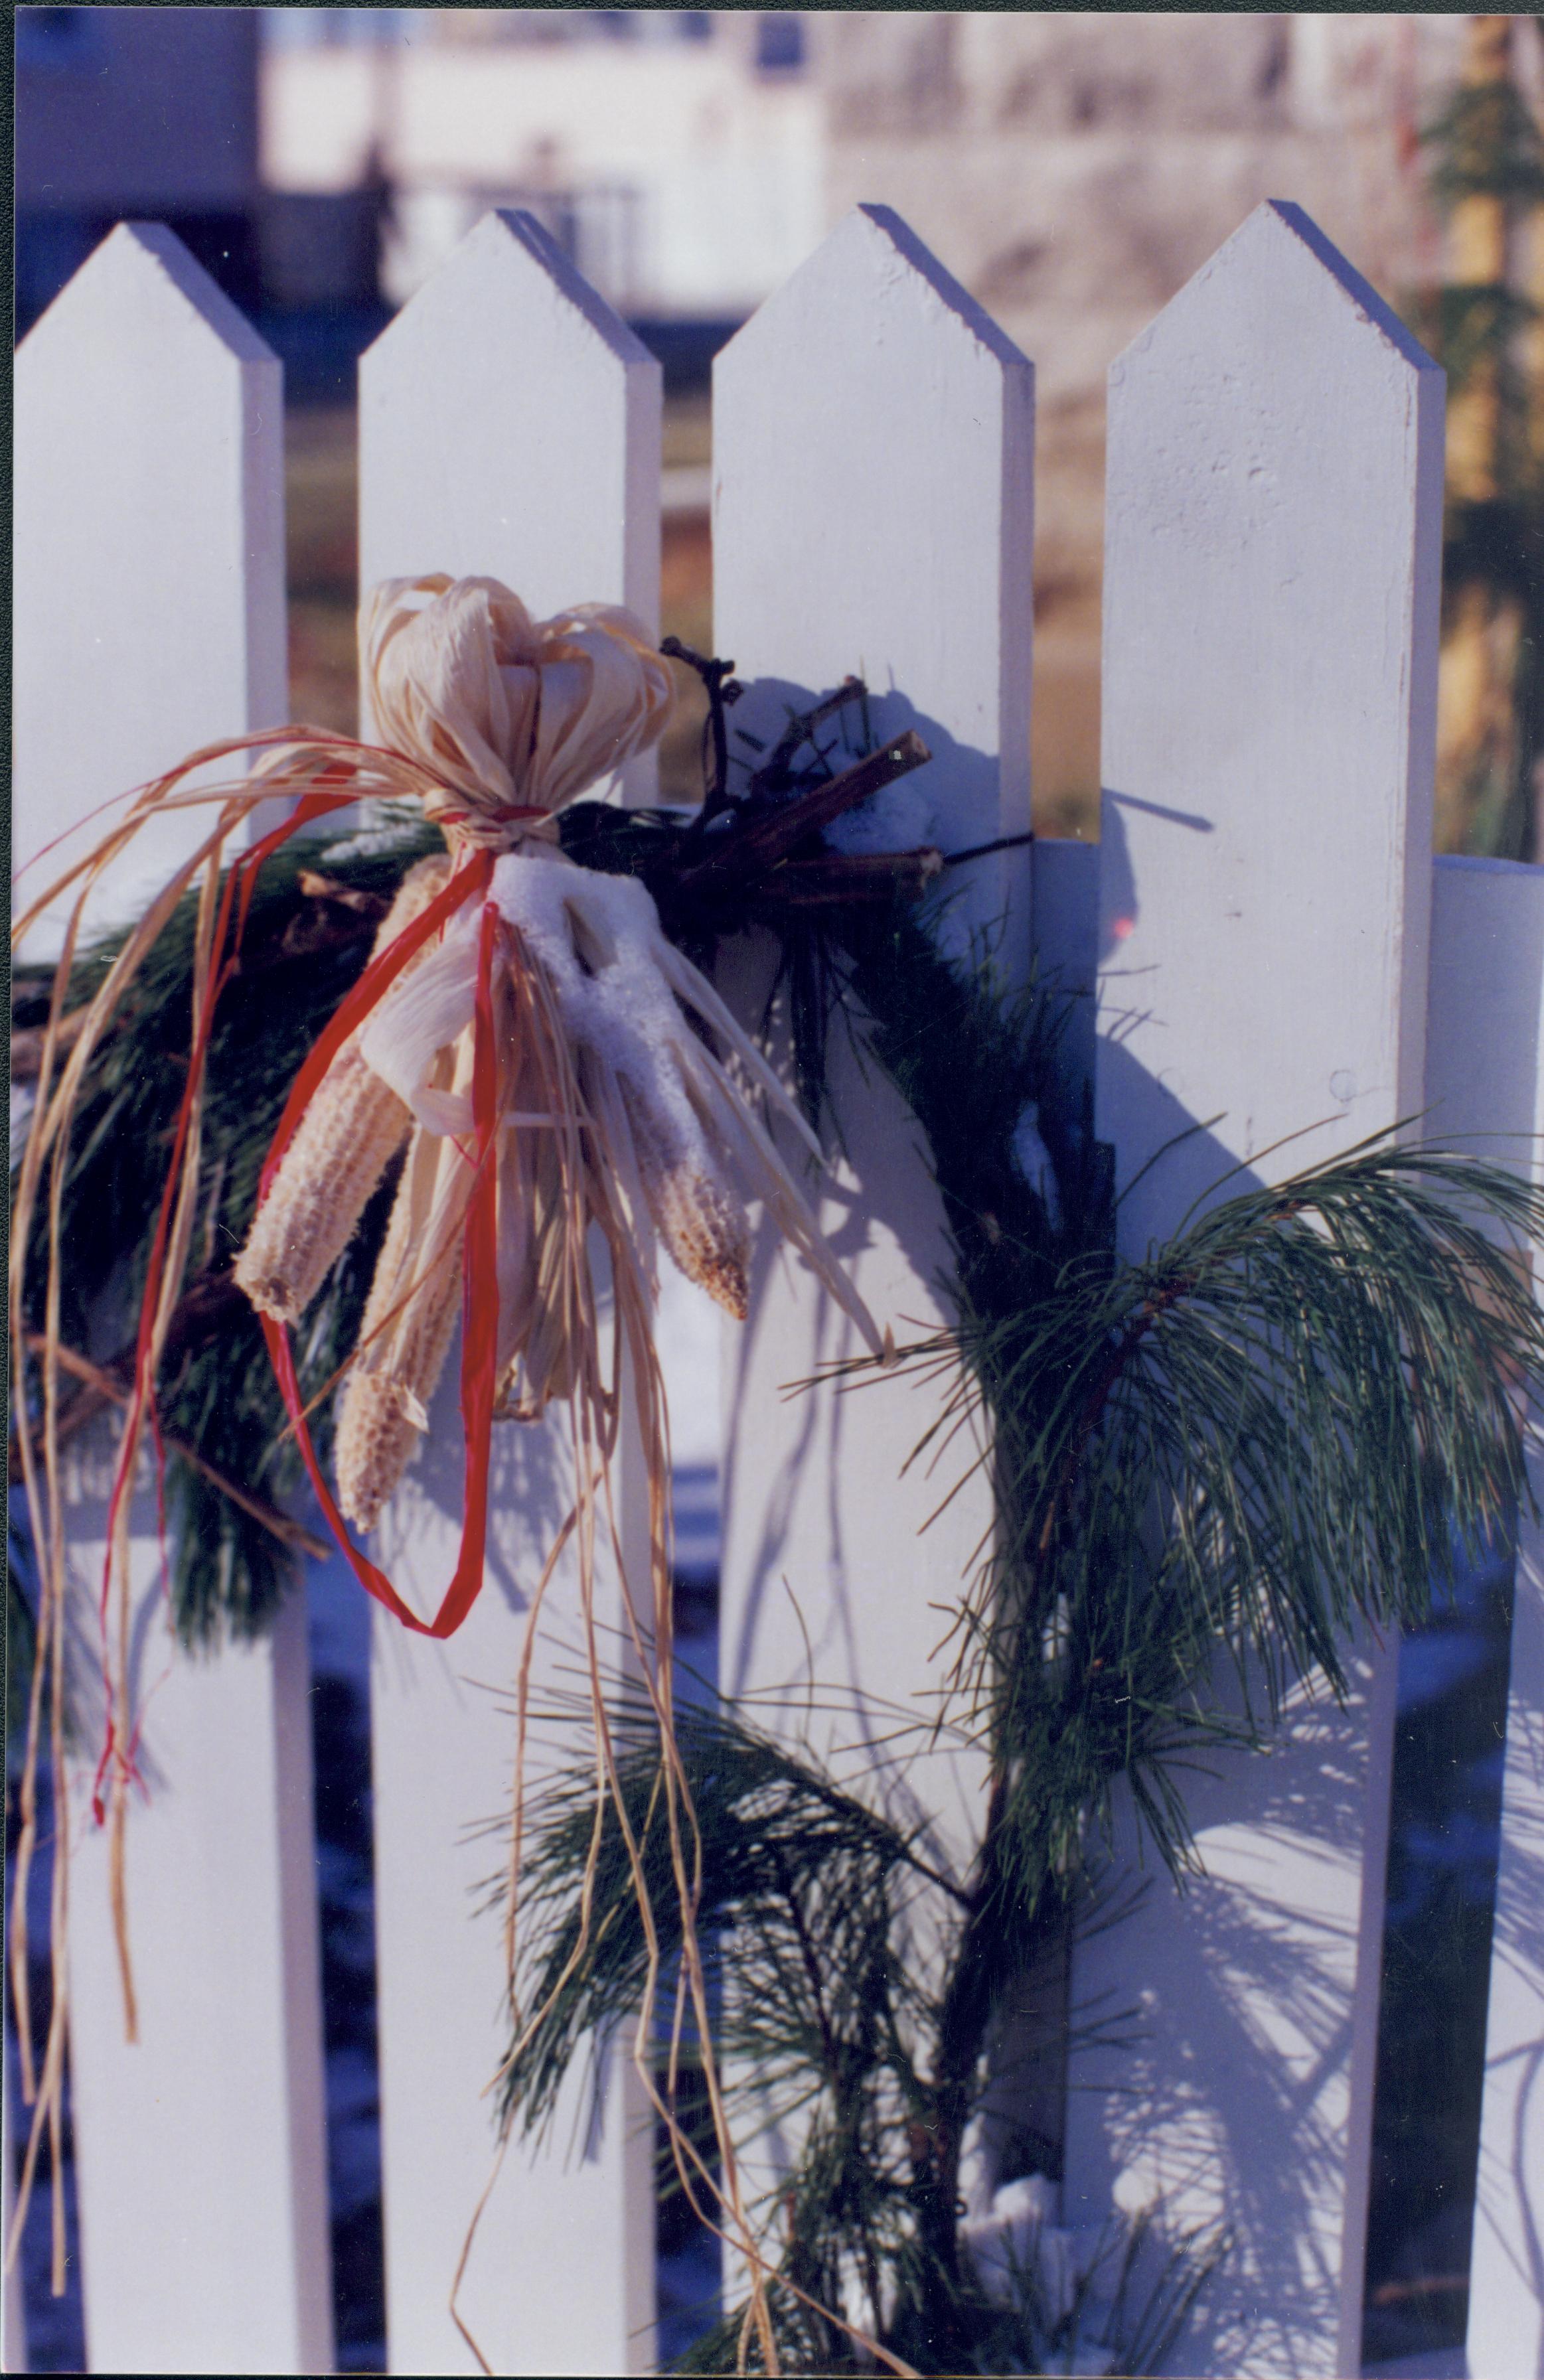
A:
[{"left": 9, "top": 200, "right": 1544, "bottom": 2380}]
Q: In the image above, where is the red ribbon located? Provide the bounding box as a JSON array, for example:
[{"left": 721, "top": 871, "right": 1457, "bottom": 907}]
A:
[
  {"left": 94, "top": 794, "right": 528, "bottom": 1822},
  {"left": 96, "top": 781, "right": 369, "bottom": 1815}
]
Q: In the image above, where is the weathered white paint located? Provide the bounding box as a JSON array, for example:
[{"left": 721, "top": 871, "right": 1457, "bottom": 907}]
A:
[
  {"left": 368, "top": 1416, "right": 656, "bottom": 2380},
  {"left": 358, "top": 210, "right": 661, "bottom": 2378},
  {"left": 62, "top": 1540, "right": 332, "bottom": 2377},
  {"left": 1095, "top": 200, "right": 1442, "bottom": 1248},
  {"left": 13, "top": 225, "right": 331, "bottom": 2375},
  {"left": 714, "top": 204, "right": 1034, "bottom": 964},
  {"left": 1428, "top": 856, "right": 1544, "bottom": 2380},
  {"left": 1069, "top": 202, "right": 1444, "bottom": 2377},
  {"left": 714, "top": 201, "right": 1034, "bottom": 1819},
  {"left": 13, "top": 223, "right": 286, "bottom": 960},
  {"left": 712, "top": 208, "right": 1034, "bottom": 2247}
]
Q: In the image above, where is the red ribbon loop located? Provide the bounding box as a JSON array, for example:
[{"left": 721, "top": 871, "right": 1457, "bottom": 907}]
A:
[
  {"left": 99, "top": 809, "right": 503, "bottom": 1825},
  {"left": 258, "top": 861, "right": 504, "bottom": 1637}
]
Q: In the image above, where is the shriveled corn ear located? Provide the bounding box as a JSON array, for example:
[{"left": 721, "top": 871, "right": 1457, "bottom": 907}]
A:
[
  {"left": 235, "top": 855, "right": 452, "bottom": 1325},
  {"left": 364, "top": 853, "right": 882, "bottom": 1369},
  {"left": 334, "top": 1029, "right": 477, "bottom": 1530},
  {"left": 619, "top": 1075, "right": 751, "bottom": 1320}
]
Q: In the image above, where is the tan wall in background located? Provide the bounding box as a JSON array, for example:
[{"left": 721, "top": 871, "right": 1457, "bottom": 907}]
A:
[{"left": 816, "top": 13, "right": 1474, "bottom": 829}]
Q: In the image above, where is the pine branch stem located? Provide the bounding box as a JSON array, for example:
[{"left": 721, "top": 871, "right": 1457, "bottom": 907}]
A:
[{"left": 21, "top": 1333, "right": 331, "bottom": 1562}]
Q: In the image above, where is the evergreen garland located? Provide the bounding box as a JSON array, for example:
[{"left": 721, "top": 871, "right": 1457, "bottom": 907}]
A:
[
  {"left": 13, "top": 666, "right": 1544, "bottom": 2375},
  {"left": 6, "top": 671, "right": 949, "bottom": 1654},
  {"left": 495, "top": 671, "right": 1544, "bottom": 2371}
]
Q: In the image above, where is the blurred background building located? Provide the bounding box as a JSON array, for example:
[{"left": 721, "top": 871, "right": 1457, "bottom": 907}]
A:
[
  {"left": 16, "top": 6, "right": 266, "bottom": 315},
  {"left": 261, "top": 6, "right": 820, "bottom": 327}
]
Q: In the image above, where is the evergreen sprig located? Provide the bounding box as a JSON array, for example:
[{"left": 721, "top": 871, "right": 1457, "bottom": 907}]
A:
[
  {"left": 502, "top": 1687, "right": 1223, "bottom": 2377},
  {"left": 943, "top": 1144, "right": 1542, "bottom": 1905}
]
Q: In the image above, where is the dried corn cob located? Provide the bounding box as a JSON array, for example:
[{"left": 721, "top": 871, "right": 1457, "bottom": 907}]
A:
[
  {"left": 335, "top": 1356, "right": 455, "bottom": 1534},
  {"left": 619, "top": 1076, "right": 749, "bottom": 1319},
  {"left": 334, "top": 1039, "right": 475, "bottom": 1530},
  {"left": 234, "top": 855, "right": 451, "bottom": 1323}
]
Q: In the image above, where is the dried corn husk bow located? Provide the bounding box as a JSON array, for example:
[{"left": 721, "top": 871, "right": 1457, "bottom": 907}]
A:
[
  {"left": 366, "top": 573, "right": 675, "bottom": 834},
  {"left": 8, "top": 575, "right": 883, "bottom": 2340}
]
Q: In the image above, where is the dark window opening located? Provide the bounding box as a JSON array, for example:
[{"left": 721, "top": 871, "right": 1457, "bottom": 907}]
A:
[{"left": 755, "top": 13, "right": 805, "bottom": 75}]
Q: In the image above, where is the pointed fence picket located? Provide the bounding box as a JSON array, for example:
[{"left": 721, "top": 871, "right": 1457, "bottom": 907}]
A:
[
  {"left": 357, "top": 210, "right": 661, "bottom": 2380},
  {"left": 12, "top": 225, "right": 331, "bottom": 2375},
  {"left": 1065, "top": 201, "right": 1444, "bottom": 2379},
  {"left": 713, "top": 199, "right": 1034, "bottom": 1833},
  {"left": 11, "top": 194, "right": 1544, "bottom": 2380},
  {"left": 710, "top": 198, "right": 1037, "bottom": 2253}
]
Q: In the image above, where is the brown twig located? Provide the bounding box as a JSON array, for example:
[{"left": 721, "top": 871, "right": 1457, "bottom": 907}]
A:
[
  {"left": 746, "top": 676, "right": 868, "bottom": 797},
  {"left": 771, "top": 848, "right": 946, "bottom": 907},
  {"left": 10, "top": 1009, "right": 88, "bottom": 1084},
  {"left": 294, "top": 870, "right": 391, "bottom": 916},
  {"left": 678, "top": 729, "right": 933, "bottom": 893},
  {"left": 19, "top": 1333, "right": 331, "bottom": 1562},
  {"left": 659, "top": 638, "right": 743, "bottom": 821}
]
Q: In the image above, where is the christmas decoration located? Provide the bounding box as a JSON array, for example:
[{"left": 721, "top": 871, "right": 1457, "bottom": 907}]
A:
[
  {"left": 12, "top": 603, "right": 1544, "bottom": 2374},
  {"left": 494, "top": 658, "right": 1544, "bottom": 2374},
  {"left": 7, "top": 581, "right": 908, "bottom": 2318}
]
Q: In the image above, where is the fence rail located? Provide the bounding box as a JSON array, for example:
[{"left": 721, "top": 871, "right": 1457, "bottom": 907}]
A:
[{"left": 9, "top": 200, "right": 1544, "bottom": 2380}]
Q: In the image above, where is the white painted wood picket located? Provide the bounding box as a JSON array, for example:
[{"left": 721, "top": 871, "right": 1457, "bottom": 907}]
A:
[
  {"left": 714, "top": 198, "right": 1034, "bottom": 1877},
  {"left": 9, "top": 196, "right": 1544, "bottom": 2380},
  {"left": 1063, "top": 201, "right": 1444, "bottom": 2380},
  {"left": 13, "top": 224, "right": 332, "bottom": 2377},
  {"left": 711, "top": 201, "right": 1036, "bottom": 2245},
  {"left": 358, "top": 210, "right": 660, "bottom": 2380}
]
